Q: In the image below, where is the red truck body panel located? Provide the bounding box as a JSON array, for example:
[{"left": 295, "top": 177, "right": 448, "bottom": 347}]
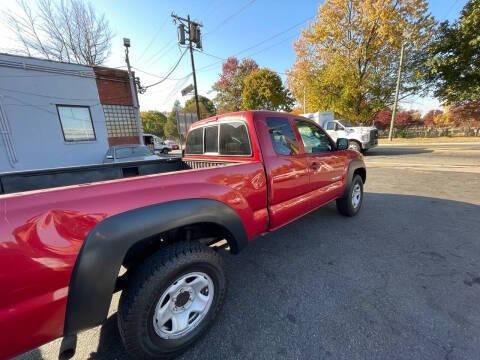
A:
[{"left": 0, "top": 110, "right": 361, "bottom": 359}]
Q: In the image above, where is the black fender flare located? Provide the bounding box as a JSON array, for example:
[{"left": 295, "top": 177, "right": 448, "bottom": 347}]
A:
[
  {"left": 342, "top": 158, "right": 366, "bottom": 197},
  {"left": 63, "top": 198, "right": 247, "bottom": 336}
]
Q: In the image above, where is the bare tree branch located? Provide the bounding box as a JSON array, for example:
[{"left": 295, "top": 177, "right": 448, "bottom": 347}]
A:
[{"left": 2, "top": 0, "right": 113, "bottom": 65}]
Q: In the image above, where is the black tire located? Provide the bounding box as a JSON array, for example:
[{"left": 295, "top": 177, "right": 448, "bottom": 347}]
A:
[
  {"left": 348, "top": 140, "right": 362, "bottom": 152},
  {"left": 161, "top": 148, "right": 169, "bottom": 154},
  {"left": 336, "top": 174, "right": 364, "bottom": 217},
  {"left": 118, "top": 241, "right": 226, "bottom": 359}
]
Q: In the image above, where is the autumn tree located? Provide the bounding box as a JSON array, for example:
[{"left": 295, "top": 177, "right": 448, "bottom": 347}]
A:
[
  {"left": 426, "top": 0, "right": 480, "bottom": 103},
  {"left": 448, "top": 101, "right": 480, "bottom": 130},
  {"left": 422, "top": 110, "right": 443, "bottom": 127},
  {"left": 395, "top": 110, "right": 423, "bottom": 129},
  {"left": 3, "top": 0, "right": 113, "bottom": 65},
  {"left": 373, "top": 109, "right": 392, "bottom": 130},
  {"left": 288, "top": 0, "right": 435, "bottom": 124},
  {"left": 374, "top": 109, "right": 422, "bottom": 129},
  {"left": 184, "top": 95, "right": 216, "bottom": 119},
  {"left": 242, "top": 69, "right": 293, "bottom": 111},
  {"left": 164, "top": 100, "right": 181, "bottom": 140},
  {"left": 141, "top": 111, "right": 167, "bottom": 137},
  {"left": 212, "top": 57, "right": 258, "bottom": 113}
]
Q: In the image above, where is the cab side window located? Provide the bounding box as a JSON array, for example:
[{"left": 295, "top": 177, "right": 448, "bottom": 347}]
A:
[
  {"left": 295, "top": 121, "right": 333, "bottom": 153},
  {"left": 266, "top": 117, "right": 300, "bottom": 156},
  {"left": 325, "top": 122, "right": 335, "bottom": 131}
]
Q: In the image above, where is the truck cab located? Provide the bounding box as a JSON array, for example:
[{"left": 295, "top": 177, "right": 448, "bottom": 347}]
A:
[
  {"left": 302, "top": 112, "right": 378, "bottom": 153},
  {"left": 143, "top": 133, "right": 171, "bottom": 154}
]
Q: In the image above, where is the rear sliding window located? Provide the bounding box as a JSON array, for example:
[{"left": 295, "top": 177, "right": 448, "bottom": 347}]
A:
[
  {"left": 185, "top": 122, "right": 251, "bottom": 156},
  {"left": 204, "top": 126, "right": 219, "bottom": 153}
]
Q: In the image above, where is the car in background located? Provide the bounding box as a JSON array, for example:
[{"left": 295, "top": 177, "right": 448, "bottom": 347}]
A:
[
  {"left": 165, "top": 139, "right": 180, "bottom": 150},
  {"left": 103, "top": 144, "right": 161, "bottom": 163},
  {"left": 143, "top": 134, "right": 171, "bottom": 154}
]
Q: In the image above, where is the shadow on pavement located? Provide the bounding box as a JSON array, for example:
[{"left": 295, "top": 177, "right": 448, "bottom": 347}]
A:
[
  {"left": 367, "top": 147, "right": 433, "bottom": 156},
  {"left": 75, "top": 194, "right": 480, "bottom": 359}
]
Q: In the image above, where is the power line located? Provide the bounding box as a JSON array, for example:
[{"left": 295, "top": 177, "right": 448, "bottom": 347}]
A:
[
  {"left": 137, "top": 16, "right": 171, "bottom": 62},
  {"left": 132, "top": 66, "right": 190, "bottom": 81},
  {"left": 443, "top": 0, "right": 460, "bottom": 19},
  {"left": 199, "top": 33, "right": 297, "bottom": 66},
  {"left": 196, "top": 16, "right": 312, "bottom": 72},
  {"left": 143, "top": 41, "right": 177, "bottom": 66},
  {"left": 203, "top": 0, "right": 256, "bottom": 38},
  {"left": 142, "top": 49, "right": 188, "bottom": 90}
]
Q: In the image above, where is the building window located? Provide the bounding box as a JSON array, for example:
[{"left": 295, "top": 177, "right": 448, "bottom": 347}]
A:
[
  {"left": 103, "top": 104, "right": 140, "bottom": 138},
  {"left": 57, "top": 105, "right": 96, "bottom": 142}
]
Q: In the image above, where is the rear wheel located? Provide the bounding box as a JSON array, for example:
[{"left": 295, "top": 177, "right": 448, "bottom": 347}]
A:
[
  {"left": 161, "top": 148, "right": 169, "bottom": 154},
  {"left": 118, "top": 241, "right": 226, "bottom": 359},
  {"left": 336, "top": 174, "right": 363, "bottom": 217}
]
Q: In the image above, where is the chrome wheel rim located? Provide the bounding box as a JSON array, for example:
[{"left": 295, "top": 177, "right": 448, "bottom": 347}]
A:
[
  {"left": 153, "top": 272, "right": 214, "bottom": 339},
  {"left": 351, "top": 183, "right": 362, "bottom": 208},
  {"left": 348, "top": 143, "right": 359, "bottom": 151}
]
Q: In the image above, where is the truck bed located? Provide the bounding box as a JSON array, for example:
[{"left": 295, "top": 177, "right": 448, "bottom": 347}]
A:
[{"left": 0, "top": 158, "right": 230, "bottom": 195}]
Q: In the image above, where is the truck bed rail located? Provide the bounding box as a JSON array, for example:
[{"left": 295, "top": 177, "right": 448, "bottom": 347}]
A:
[{"left": 0, "top": 158, "right": 230, "bottom": 195}]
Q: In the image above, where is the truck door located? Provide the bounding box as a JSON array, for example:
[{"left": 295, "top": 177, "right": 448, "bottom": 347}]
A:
[
  {"left": 294, "top": 120, "right": 347, "bottom": 207},
  {"left": 325, "top": 121, "right": 348, "bottom": 142},
  {"left": 257, "top": 116, "right": 311, "bottom": 229}
]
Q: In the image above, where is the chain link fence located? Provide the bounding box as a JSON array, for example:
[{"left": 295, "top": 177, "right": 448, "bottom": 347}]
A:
[{"left": 378, "top": 127, "right": 480, "bottom": 138}]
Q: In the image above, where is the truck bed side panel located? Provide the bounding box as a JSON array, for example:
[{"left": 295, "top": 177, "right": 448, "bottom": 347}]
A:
[{"left": 0, "top": 161, "right": 267, "bottom": 359}]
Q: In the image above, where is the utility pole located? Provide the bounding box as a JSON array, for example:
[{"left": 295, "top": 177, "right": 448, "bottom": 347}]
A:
[
  {"left": 172, "top": 14, "right": 202, "bottom": 121},
  {"left": 303, "top": 86, "right": 306, "bottom": 113},
  {"left": 388, "top": 41, "right": 405, "bottom": 141},
  {"left": 123, "top": 38, "right": 144, "bottom": 145}
]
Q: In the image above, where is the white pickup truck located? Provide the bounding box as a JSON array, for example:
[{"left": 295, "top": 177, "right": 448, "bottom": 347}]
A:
[{"left": 302, "top": 112, "right": 378, "bottom": 153}]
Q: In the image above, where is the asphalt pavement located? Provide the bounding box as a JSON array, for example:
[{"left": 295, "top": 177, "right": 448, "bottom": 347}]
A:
[{"left": 18, "top": 143, "right": 480, "bottom": 360}]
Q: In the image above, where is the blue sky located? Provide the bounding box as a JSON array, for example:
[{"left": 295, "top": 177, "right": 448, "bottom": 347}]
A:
[{"left": 3, "top": 0, "right": 469, "bottom": 113}]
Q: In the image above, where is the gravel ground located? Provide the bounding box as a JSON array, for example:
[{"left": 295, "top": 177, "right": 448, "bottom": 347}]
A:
[{"left": 18, "top": 143, "right": 480, "bottom": 360}]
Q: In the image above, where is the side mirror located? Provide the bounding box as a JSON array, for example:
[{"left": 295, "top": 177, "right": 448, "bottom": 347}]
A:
[{"left": 336, "top": 138, "right": 349, "bottom": 151}]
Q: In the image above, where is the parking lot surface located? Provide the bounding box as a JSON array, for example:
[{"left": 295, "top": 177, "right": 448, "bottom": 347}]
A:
[{"left": 19, "top": 143, "right": 480, "bottom": 360}]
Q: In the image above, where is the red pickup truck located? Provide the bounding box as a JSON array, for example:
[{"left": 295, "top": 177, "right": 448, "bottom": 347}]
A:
[{"left": 0, "top": 110, "right": 366, "bottom": 359}]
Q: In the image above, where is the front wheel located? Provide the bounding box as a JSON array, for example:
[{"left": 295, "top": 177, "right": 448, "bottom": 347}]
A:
[
  {"left": 118, "top": 241, "right": 226, "bottom": 359},
  {"left": 348, "top": 140, "right": 362, "bottom": 152},
  {"left": 161, "top": 148, "right": 169, "bottom": 154},
  {"left": 336, "top": 174, "right": 364, "bottom": 216}
]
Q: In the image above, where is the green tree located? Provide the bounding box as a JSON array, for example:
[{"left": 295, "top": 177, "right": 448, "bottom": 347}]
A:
[
  {"left": 164, "top": 101, "right": 181, "bottom": 140},
  {"left": 212, "top": 57, "right": 258, "bottom": 113},
  {"left": 288, "top": 0, "right": 435, "bottom": 123},
  {"left": 242, "top": 69, "right": 293, "bottom": 111},
  {"left": 426, "top": 0, "right": 480, "bottom": 103},
  {"left": 141, "top": 111, "right": 167, "bottom": 137},
  {"left": 184, "top": 95, "right": 216, "bottom": 119}
]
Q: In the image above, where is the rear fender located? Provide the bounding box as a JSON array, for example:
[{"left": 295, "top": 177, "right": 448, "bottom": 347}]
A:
[{"left": 63, "top": 198, "right": 247, "bottom": 336}]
